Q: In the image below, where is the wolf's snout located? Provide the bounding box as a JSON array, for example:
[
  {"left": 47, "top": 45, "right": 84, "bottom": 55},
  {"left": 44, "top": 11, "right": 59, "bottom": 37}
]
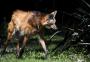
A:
[{"left": 51, "top": 24, "right": 58, "bottom": 30}]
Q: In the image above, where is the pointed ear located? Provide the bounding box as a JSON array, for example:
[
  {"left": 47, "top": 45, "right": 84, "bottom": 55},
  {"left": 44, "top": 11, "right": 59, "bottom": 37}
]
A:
[{"left": 50, "top": 10, "right": 57, "bottom": 17}]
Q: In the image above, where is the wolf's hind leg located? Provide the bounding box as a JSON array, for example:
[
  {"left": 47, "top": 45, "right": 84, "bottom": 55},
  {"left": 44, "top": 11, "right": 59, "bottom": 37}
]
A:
[{"left": 1, "top": 21, "right": 14, "bottom": 56}]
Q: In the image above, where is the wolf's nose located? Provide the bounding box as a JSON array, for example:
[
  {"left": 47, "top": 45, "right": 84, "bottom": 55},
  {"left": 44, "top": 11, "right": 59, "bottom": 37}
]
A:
[
  {"left": 53, "top": 26, "right": 58, "bottom": 30},
  {"left": 54, "top": 25, "right": 58, "bottom": 30}
]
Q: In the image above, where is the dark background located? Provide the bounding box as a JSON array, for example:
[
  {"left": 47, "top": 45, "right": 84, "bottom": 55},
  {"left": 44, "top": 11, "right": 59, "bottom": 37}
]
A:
[
  {"left": 0, "top": 0, "right": 90, "bottom": 48},
  {"left": 0, "top": 0, "right": 90, "bottom": 28}
]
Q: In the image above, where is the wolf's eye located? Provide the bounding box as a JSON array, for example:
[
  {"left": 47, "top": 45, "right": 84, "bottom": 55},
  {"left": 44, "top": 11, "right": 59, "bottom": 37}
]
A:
[{"left": 49, "top": 15, "right": 54, "bottom": 19}]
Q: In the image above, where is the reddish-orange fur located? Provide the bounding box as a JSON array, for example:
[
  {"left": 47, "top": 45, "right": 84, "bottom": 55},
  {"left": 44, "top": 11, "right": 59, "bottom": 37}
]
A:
[{"left": 2, "top": 10, "right": 57, "bottom": 58}]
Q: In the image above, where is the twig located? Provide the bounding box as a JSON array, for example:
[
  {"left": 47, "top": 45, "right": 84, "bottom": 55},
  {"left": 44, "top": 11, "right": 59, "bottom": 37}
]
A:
[
  {"left": 81, "top": 0, "right": 90, "bottom": 8},
  {"left": 49, "top": 31, "right": 61, "bottom": 40}
]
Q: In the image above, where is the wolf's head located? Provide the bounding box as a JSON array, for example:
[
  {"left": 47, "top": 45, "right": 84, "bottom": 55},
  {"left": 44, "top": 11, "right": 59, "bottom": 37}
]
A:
[{"left": 42, "top": 11, "right": 57, "bottom": 30}]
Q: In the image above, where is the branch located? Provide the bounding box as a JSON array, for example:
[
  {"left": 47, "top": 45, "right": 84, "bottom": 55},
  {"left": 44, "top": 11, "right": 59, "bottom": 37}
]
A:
[{"left": 81, "top": 0, "right": 90, "bottom": 8}]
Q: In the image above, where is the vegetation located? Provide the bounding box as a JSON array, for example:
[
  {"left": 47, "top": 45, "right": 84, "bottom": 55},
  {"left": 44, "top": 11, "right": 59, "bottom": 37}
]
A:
[{"left": 0, "top": 35, "right": 90, "bottom": 62}]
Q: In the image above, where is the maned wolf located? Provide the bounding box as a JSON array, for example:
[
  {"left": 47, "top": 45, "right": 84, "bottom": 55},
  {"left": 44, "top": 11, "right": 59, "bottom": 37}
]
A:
[{"left": 1, "top": 10, "right": 57, "bottom": 58}]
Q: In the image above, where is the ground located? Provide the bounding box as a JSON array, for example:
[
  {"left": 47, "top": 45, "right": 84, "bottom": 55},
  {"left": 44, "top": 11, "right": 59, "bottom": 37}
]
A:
[{"left": 0, "top": 35, "right": 90, "bottom": 62}]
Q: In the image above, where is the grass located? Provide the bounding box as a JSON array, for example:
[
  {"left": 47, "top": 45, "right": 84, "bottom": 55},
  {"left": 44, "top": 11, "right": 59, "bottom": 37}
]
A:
[
  {"left": 0, "top": 35, "right": 90, "bottom": 62},
  {"left": 0, "top": 49, "right": 90, "bottom": 62}
]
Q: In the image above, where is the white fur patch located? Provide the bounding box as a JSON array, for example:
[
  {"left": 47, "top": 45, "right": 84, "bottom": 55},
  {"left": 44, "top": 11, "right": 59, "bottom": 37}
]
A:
[{"left": 20, "top": 31, "right": 25, "bottom": 36}]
